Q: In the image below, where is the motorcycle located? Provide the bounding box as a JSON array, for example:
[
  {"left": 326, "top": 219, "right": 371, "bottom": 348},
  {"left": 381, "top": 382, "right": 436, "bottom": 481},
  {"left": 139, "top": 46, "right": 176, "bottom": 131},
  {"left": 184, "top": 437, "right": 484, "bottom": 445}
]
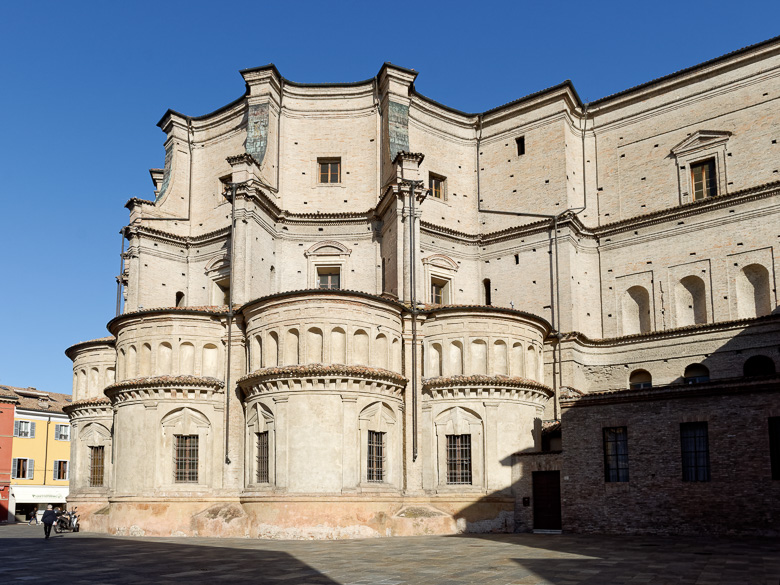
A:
[{"left": 53, "top": 508, "right": 79, "bottom": 533}]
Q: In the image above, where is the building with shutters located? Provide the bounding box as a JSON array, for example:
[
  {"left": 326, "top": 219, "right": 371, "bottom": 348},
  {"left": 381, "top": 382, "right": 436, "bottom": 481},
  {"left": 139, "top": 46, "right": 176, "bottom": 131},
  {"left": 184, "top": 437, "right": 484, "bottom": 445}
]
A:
[
  {"left": 65, "top": 36, "right": 780, "bottom": 538},
  {"left": 3, "top": 386, "right": 71, "bottom": 522}
]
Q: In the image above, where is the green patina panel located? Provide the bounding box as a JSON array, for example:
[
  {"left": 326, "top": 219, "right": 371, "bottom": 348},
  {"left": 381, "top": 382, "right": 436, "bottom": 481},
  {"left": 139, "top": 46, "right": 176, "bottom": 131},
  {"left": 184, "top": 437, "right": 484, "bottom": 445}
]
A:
[
  {"left": 156, "top": 143, "right": 173, "bottom": 202},
  {"left": 388, "top": 102, "right": 409, "bottom": 161},
  {"left": 247, "top": 103, "right": 269, "bottom": 164}
]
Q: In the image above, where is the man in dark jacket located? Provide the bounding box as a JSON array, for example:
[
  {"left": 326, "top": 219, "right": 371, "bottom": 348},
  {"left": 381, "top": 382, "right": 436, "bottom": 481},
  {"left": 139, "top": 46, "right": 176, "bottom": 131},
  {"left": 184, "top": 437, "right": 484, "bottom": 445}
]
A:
[{"left": 41, "top": 505, "right": 57, "bottom": 539}]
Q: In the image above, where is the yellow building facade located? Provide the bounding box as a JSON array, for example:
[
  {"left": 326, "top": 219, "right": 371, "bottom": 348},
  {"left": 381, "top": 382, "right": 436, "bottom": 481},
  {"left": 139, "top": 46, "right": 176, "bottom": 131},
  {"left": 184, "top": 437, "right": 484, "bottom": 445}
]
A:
[{"left": 5, "top": 386, "right": 71, "bottom": 522}]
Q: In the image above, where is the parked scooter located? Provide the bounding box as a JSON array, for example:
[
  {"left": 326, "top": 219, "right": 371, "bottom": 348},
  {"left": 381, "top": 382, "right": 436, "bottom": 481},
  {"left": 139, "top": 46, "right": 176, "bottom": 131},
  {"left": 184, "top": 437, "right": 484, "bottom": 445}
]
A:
[{"left": 53, "top": 507, "right": 79, "bottom": 533}]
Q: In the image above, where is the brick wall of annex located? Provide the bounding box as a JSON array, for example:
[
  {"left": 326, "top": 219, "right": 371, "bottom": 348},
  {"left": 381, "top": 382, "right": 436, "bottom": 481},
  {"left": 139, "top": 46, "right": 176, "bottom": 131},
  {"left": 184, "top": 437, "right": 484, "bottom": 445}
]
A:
[{"left": 560, "top": 388, "right": 780, "bottom": 536}]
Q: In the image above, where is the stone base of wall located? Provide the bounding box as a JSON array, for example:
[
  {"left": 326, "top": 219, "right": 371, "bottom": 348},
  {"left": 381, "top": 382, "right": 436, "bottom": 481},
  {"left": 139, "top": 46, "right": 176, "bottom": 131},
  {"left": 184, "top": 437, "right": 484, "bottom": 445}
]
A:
[
  {"left": 66, "top": 496, "right": 111, "bottom": 534},
  {"left": 74, "top": 495, "right": 515, "bottom": 539}
]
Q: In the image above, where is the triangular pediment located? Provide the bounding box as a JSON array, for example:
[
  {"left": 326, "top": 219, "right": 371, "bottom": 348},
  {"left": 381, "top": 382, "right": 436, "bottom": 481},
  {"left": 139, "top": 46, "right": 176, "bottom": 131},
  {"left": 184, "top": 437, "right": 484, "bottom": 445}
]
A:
[{"left": 671, "top": 130, "right": 732, "bottom": 156}]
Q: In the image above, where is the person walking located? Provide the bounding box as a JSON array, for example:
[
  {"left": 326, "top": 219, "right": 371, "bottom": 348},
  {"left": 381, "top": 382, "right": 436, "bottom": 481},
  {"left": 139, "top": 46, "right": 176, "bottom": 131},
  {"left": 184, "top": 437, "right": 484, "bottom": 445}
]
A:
[
  {"left": 41, "top": 505, "right": 57, "bottom": 539},
  {"left": 27, "top": 507, "right": 39, "bottom": 525}
]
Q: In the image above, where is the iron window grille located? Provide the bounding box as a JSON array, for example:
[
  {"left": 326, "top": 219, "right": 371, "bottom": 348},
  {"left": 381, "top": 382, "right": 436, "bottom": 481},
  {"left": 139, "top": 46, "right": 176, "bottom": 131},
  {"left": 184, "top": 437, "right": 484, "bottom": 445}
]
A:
[
  {"left": 367, "top": 430, "right": 385, "bottom": 482},
  {"left": 256, "top": 431, "right": 269, "bottom": 483},
  {"left": 603, "top": 427, "right": 629, "bottom": 482},
  {"left": 446, "top": 434, "right": 472, "bottom": 485},
  {"left": 680, "top": 422, "right": 710, "bottom": 481},
  {"left": 174, "top": 435, "right": 199, "bottom": 483},
  {"left": 89, "top": 446, "right": 105, "bottom": 487}
]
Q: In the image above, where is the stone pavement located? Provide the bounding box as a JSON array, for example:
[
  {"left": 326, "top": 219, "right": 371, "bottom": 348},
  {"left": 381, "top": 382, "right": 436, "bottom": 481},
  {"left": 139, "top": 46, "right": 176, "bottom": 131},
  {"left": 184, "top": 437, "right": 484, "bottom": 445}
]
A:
[{"left": 1, "top": 524, "right": 778, "bottom": 585}]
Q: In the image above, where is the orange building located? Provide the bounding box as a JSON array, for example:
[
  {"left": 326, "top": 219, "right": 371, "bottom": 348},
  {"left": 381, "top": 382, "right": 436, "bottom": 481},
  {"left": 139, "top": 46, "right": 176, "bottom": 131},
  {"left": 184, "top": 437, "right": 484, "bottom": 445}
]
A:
[{"left": 0, "top": 388, "right": 18, "bottom": 522}]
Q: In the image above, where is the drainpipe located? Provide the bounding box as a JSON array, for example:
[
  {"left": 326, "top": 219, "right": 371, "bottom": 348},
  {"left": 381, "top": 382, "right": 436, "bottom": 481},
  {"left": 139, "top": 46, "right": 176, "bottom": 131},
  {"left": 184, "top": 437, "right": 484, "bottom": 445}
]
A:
[
  {"left": 408, "top": 179, "right": 423, "bottom": 462},
  {"left": 224, "top": 182, "right": 238, "bottom": 465},
  {"left": 43, "top": 416, "right": 51, "bottom": 486},
  {"left": 115, "top": 228, "right": 125, "bottom": 317}
]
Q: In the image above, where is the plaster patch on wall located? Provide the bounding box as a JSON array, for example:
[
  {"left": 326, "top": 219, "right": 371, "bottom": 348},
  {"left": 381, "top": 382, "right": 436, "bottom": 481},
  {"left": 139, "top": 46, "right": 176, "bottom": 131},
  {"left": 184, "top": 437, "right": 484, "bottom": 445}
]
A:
[
  {"left": 388, "top": 102, "right": 409, "bottom": 161},
  {"left": 156, "top": 144, "right": 173, "bottom": 202},
  {"left": 247, "top": 103, "right": 269, "bottom": 164}
]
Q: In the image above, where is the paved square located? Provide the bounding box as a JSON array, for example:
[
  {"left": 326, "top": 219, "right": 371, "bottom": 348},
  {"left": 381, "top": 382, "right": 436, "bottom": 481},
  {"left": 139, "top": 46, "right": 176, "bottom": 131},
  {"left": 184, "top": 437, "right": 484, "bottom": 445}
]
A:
[{"left": 1, "top": 525, "right": 778, "bottom": 584}]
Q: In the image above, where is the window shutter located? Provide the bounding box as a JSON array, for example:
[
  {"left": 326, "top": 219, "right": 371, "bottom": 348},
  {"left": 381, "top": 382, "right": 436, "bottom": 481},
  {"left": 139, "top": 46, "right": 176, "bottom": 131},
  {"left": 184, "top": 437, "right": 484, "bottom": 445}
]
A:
[
  {"left": 11, "top": 458, "right": 17, "bottom": 479},
  {"left": 13, "top": 420, "right": 19, "bottom": 437},
  {"left": 54, "top": 424, "right": 61, "bottom": 438},
  {"left": 30, "top": 422, "right": 36, "bottom": 438},
  {"left": 65, "top": 461, "right": 69, "bottom": 480},
  {"left": 53, "top": 465, "right": 57, "bottom": 481},
  {"left": 28, "top": 459, "right": 34, "bottom": 480}
]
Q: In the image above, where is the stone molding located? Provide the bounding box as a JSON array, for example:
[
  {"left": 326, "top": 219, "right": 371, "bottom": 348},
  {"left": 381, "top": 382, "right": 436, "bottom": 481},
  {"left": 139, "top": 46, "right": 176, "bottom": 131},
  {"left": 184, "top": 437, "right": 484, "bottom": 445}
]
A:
[
  {"left": 104, "top": 375, "right": 225, "bottom": 405},
  {"left": 422, "top": 375, "right": 552, "bottom": 406},
  {"left": 239, "top": 364, "right": 407, "bottom": 399},
  {"left": 63, "top": 398, "right": 112, "bottom": 419}
]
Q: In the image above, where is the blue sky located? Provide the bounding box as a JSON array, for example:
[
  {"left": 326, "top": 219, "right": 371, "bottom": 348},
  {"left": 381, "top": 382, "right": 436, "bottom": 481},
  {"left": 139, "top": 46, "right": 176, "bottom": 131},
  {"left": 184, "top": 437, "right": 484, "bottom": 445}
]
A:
[{"left": 1, "top": 0, "right": 778, "bottom": 394}]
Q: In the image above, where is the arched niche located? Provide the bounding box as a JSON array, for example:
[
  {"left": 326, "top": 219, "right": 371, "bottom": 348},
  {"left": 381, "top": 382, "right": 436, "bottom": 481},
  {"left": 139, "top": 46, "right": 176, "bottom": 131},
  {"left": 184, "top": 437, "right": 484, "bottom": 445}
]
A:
[
  {"left": 737, "top": 264, "right": 772, "bottom": 319},
  {"left": 160, "top": 407, "right": 212, "bottom": 487},
  {"left": 246, "top": 402, "right": 275, "bottom": 485},
  {"left": 358, "top": 402, "right": 398, "bottom": 486}
]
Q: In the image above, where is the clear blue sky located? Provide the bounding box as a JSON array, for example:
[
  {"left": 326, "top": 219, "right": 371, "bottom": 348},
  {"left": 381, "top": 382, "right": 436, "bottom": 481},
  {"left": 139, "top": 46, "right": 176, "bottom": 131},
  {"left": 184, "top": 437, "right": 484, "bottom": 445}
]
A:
[{"left": 1, "top": 0, "right": 777, "bottom": 394}]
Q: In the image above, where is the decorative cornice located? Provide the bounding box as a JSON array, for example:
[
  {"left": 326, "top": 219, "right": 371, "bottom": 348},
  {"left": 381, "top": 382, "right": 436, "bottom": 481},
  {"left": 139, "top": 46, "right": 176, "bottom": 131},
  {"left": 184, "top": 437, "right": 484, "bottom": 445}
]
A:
[
  {"left": 106, "top": 306, "right": 230, "bottom": 335},
  {"left": 104, "top": 375, "right": 225, "bottom": 405},
  {"left": 124, "top": 197, "right": 156, "bottom": 209},
  {"left": 63, "top": 398, "right": 113, "bottom": 418},
  {"left": 421, "top": 374, "right": 553, "bottom": 404},
  {"left": 392, "top": 151, "right": 425, "bottom": 165},
  {"left": 239, "top": 364, "right": 407, "bottom": 400},
  {"left": 65, "top": 336, "right": 116, "bottom": 360},
  {"left": 226, "top": 153, "right": 262, "bottom": 167}
]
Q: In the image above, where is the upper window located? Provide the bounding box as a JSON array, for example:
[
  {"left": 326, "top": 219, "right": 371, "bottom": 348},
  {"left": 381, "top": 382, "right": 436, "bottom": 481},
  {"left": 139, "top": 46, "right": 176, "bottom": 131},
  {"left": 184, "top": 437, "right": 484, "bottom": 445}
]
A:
[
  {"left": 367, "top": 430, "right": 385, "bottom": 482},
  {"left": 690, "top": 159, "right": 717, "bottom": 200},
  {"left": 318, "top": 159, "right": 341, "bottom": 184},
  {"left": 603, "top": 427, "right": 629, "bottom": 482},
  {"left": 628, "top": 369, "right": 652, "bottom": 390},
  {"left": 11, "top": 458, "right": 33, "bottom": 480},
  {"left": 431, "top": 277, "right": 450, "bottom": 305},
  {"left": 446, "top": 434, "right": 472, "bottom": 484},
  {"left": 680, "top": 422, "right": 710, "bottom": 482},
  {"left": 174, "top": 435, "right": 199, "bottom": 483},
  {"left": 317, "top": 267, "right": 341, "bottom": 290},
  {"left": 53, "top": 460, "right": 69, "bottom": 481},
  {"left": 89, "top": 446, "right": 105, "bottom": 487},
  {"left": 429, "top": 173, "right": 446, "bottom": 200},
  {"left": 516, "top": 136, "right": 525, "bottom": 156},
  {"left": 55, "top": 424, "right": 70, "bottom": 441},
  {"left": 683, "top": 363, "right": 710, "bottom": 385},
  {"left": 13, "top": 420, "right": 35, "bottom": 438}
]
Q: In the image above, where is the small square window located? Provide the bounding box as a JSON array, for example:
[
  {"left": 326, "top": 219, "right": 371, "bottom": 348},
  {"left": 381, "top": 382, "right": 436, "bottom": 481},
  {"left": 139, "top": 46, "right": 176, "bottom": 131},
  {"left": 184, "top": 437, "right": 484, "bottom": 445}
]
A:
[
  {"left": 318, "top": 159, "right": 341, "bottom": 183},
  {"left": 516, "top": 136, "right": 525, "bottom": 156},
  {"left": 429, "top": 173, "right": 446, "bottom": 200},
  {"left": 317, "top": 267, "right": 341, "bottom": 290},
  {"left": 690, "top": 159, "right": 717, "bottom": 200}
]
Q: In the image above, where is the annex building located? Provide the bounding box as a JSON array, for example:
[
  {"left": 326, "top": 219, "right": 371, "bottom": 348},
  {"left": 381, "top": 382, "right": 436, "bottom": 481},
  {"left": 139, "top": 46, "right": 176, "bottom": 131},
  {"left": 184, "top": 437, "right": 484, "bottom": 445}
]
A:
[{"left": 65, "top": 37, "right": 780, "bottom": 538}]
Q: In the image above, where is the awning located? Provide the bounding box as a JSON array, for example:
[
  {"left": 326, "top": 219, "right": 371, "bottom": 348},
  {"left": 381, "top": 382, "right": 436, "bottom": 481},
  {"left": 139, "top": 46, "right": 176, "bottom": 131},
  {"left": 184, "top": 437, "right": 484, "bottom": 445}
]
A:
[{"left": 10, "top": 485, "right": 69, "bottom": 503}]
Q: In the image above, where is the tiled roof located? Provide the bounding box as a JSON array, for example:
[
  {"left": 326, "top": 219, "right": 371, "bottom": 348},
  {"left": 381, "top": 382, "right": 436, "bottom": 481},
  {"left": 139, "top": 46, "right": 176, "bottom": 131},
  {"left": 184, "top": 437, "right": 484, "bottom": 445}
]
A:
[
  {"left": 422, "top": 374, "right": 551, "bottom": 393},
  {"left": 0, "top": 385, "right": 71, "bottom": 415},
  {"left": 541, "top": 420, "right": 561, "bottom": 434},
  {"left": 239, "top": 364, "right": 407, "bottom": 385},
  {"left": 63, "top": 397, "right": 112, "bottom": 410},
  {"left": 104, "top": 375, "right": 225, "bottom": 391},
  {"left": 65, "top": 336, "right": 116, "bottom": 358}
]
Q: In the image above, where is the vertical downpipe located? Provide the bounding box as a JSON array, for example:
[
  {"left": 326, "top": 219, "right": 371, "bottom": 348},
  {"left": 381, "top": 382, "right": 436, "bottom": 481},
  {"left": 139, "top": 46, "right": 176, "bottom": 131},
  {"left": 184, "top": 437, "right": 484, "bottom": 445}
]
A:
[
  {"left": 224, "top": 183, "right": 237, "bottom": 465},
  {"left": 409, "top": 181, "right": 418, "bottom": 461},
  {"left": 115, "top": 229, "right": 125, "bottom": 317}
]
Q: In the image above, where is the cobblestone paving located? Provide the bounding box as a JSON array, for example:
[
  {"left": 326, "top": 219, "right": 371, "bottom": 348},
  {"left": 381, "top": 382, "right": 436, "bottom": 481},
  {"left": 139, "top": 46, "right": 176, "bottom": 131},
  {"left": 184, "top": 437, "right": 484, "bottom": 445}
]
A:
[{"left": 1, "top": 525, "right": 779, "bottom": 585}]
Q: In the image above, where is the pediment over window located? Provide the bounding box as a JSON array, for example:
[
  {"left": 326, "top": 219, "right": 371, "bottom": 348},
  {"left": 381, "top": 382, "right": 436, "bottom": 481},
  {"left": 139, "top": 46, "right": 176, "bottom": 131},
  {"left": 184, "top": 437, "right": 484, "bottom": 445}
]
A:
[
  {"left": 670, "top": 130, "right": 732, "bottom": 156},
  {"left": 305, "top": 240, "right": 351, "bottom": 257},
  {"left": 205, "top": 255, "right": 230, "bottom": 275},
  {"left": 422, "top": 254, "right": 459, "bottom": 272}
]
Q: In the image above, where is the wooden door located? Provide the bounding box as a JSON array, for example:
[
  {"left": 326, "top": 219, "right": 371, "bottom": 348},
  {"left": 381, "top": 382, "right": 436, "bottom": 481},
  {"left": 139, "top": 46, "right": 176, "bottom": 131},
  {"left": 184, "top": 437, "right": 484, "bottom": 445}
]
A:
[{"left": 532, "top": 470, "right": 562, "bottom": 530}]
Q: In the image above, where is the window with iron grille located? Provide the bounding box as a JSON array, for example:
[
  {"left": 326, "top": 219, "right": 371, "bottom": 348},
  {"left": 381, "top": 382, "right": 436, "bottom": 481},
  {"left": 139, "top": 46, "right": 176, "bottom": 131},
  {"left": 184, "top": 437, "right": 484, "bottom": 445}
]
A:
[
  {"left": 367, "top": 430, "right": 385, "bottom": 482},
  {"left": 89, "top": 446, "right": 104, "bottom": 487},
  {"left": 446, "top": 434, "right": 472, "bottom": 484},
  {"left": 174, "top": 435, "right": 199, "bottom": 483},
  {"left": 690, "top": 159, "right": 717, "bottom": 200},
  {"left": 318, "top": 159, "right": 341, "bottom": 183},
  {"left": 769, "top": 417, "right": 780, "bottom": 481},
  {"left": 53, "top": 460, "right": 69, "bottom": 481},
  {"left": 256, "top": 431, "right": 269, "bottom": 483},
  {"left": 603, "top": 427, "right": 629, "bottom": 482},
  {"left": 680, "top": 422, "right": 710, "bottom": 481}
]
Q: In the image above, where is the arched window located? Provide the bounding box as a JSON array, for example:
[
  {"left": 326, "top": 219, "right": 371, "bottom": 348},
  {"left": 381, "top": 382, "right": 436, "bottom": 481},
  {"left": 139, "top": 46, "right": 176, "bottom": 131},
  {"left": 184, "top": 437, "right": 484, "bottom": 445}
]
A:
[
  {"left": 629, "top": 369, "right": 652, "bottom": 390},
  {"left": 359, "top": 402, "right": 398, "bottom": 485},
  {"left": 483, "top": 279, "right": 492, "bottom": 306},
  {"left": 175, "top": 291, "right": 185, "bottom": 307},
  {"left": 622, "top": 286, "right": 652, "bottom": 335},
  {"left": 683, "top": 363, "right": 709, "bottom": 384},
  {"left": 161, "top": 407, "right": 211, "bottom": 487},
  {"left": 743, "top": 355, "right": 776, "bottom": 377},
  {"left": 434, "top": 406, "right": 483, "bottom": 488},
  {"left": 676, "top": 276, "right": 708, "bottom": 326},
  {"left": 246, "top": 403, "right": 274, "bottom": 485},
  {"left": 737, "top": 264, "right": 772, "bottom": 319}
]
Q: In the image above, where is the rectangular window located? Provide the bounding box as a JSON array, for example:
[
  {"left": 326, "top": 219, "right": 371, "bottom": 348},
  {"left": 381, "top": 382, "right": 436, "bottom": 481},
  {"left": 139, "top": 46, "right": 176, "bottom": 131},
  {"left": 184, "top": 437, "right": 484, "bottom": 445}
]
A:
[
  {"left": 13, "top": 420, "right": 35, "bottom": 438},
  {"left": 318, "top": 159, "right": 341, "bottom": 184},
  {"left": 690, "top": 159, "right": 717, "bottom": 200},
  {"left": 603, "top": 427, "right": 629, "bottom": 482},
  {"left": 429, "top": 173, "right": 446, "bottom": 200},
  {"left": 446, "top": 434, "right": 472, "bottom": 485},
  {"left": 53, "top": 460, "right": 69, "bottom": 481},
  {"left": 11, "top": 458, "right": 33, "bottom": 479},
  {"left": 317, "top": 267, "right": 341, "bottom": 290},
  {"left": 681, "top": 422, "right": 710, "bottom": 481},
  {"left": 769, "top": 417, "right": 780, "bottom": 481},
  {"left": 516, "top": 136, "right": 525, "bottom": 156},
  {"left": 174, "top": 435, "right": 199, "bottom": 483},
  {"left": 55, "top": 424, "right": 70, "bottom": 441},
  {"left": 89, "top": 446, "right": 105, "bottom": 487},
  {"left": 256, "top": 431, "right": 269, "bottom": 483},
  {"left": 367, "top": 430, "right": 385, "bottom": 482},
  {"left": 431, "top": 277, "right": 449, "bottom": 305}
]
